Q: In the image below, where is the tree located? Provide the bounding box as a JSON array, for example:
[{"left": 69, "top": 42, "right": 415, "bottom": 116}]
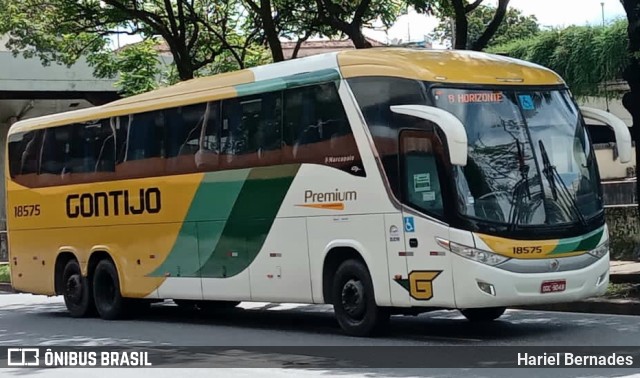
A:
[
  {"left": 416, "top": 0, "right": 511, "bottom": 50},
  {"left": 488, "top": 21, "right": 630, "bottom": 97},
  {"left": 0, "top": 0, "right": 265, "bottom": 81},
  {"left": 431, "top": 4, "right": 538, "bottom": 49},
  {"left": 315, "top": 0, "right": 405, "bottom": 48},
  {"left": 242, "top": 0, "right": 326, "bottom": 61},
  {"left": 88, "top": 39, "right": 167, "bottom": 97},
  {"left": 0, "top": 0, "right": 410, "bottom": 89},
  {"left": 243, "top": 0, "right": 406, "bottom": 62}
]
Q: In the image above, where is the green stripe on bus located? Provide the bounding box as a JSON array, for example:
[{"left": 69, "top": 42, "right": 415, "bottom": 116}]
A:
[
  {"left": 549, "top": 227, "right": 604, "bottom": 255},
  {"left": 197, "top": 164, "right": 300, "bottom": 278},
  {"left": 235, "top": 69, "right": 341, "bottom": 97},
  {"left": 148, "top": 169, "right": 250, "bottom": 278}
]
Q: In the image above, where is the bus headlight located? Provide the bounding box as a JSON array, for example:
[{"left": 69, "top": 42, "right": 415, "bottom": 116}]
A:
[
  {"left": 588, "top": 241, "right": 609, "bottom": 259},
  {"left": 439, "top": 239, "right": 510, "bottom": 266}
]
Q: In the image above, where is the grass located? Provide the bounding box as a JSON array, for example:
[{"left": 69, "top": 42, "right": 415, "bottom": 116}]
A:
[
  {"left": 605, "top": 283, "right": 640, "bottom": 299},
  {"left": 0, "top": 264, "right": 9, "bottom": 283}
]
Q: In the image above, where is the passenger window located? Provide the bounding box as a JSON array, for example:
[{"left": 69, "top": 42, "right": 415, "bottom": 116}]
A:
[
  {"left": 8, "top": 130, "right": 43, "bottom": 178},
  {"left": 124, "top": 111, "right": 165, "bottom": 161},
  {"left": 400, "top": 130, "right": 445, "bottom": 218},
  {"left": 164, "top": 107, "right": 187, "bottom": 158},
  {"left": 39, "top": 126, "right": 71, "bottom": 175},
  {"left": 114, "top": 115, "right": 131, "bottom": 165},
  {"left": 194, "top": 102, "right": 221, "bottom": 171},
  {"left": 221, "top": 98, "right": 245, "bottom": 168},
  {"left": 283, "top": 83, "right": 364, "bottom": 176},
  {"left": 221, "top": 93, "right": 282, "bottom": 169},
  {"left": 114, "top": 111, "right": 165, "bottom": 179},
  {"left": 348, "top": 77, "right": 427, "bottom": 198},
  {"left": 67, "top": 120, "right": 115, "bottom": 174},
  {"left": 92, "top": 120, "right": 116, "bottom": 173},
  {"left": 249, "top": 92, "right": 282, "bottom": 166}
]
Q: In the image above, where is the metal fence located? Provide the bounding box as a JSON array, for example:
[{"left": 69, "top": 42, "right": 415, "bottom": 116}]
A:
[{"left": 602, "top": 179, "right": 637, "bottom": 207}]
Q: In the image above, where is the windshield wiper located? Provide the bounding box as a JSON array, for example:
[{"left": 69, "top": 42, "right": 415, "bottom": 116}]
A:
[
  {"left": 538, "top": 140, "right": 587, "bottom": 227},
  {"left": 507, "top": 141, "right": 531, "bottom": 231}
]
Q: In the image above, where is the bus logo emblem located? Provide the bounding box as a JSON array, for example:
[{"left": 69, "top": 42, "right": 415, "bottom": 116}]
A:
[{"left": 394, "top": 271, "right": 442, "bottom": 300}]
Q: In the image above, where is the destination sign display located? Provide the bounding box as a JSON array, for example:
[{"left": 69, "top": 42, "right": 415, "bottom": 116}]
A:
[{"left": 434, "top": 90, "right": 504, "bottom": 104}]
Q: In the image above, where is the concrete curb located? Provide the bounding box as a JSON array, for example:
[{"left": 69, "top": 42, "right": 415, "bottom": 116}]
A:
[{"left": 516, "top": 298, "right": 640, "bottom": 316}]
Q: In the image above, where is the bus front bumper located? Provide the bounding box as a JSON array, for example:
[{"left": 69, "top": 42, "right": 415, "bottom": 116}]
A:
[{"left": 451, "top": 253, "right": 610, "bottom": 309}]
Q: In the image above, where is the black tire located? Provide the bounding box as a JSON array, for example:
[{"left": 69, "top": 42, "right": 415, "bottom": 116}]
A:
[
  {"left": 332, "top": 259, "right": 390, "bottom": 337},
  {"left": 93, "top": 259, "right": 126, "bottom": 320},
  {"left": 61, "top": 260, "right": 95, "bottom": 317},
  {"left": 460, "top": 307, "right": 506, "bottom": 322}
]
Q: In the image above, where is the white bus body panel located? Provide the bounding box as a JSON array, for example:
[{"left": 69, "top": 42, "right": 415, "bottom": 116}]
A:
[
  {"left": 249, "top": 217, "right": 313, "bottom": 302},
  {"left": 451, "top": 253, "right": 609, "bottom": 308}
]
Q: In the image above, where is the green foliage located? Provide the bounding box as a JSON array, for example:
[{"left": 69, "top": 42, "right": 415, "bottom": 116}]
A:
[
  {"left": 431, "top": 5, "right": 539, "bottom": 49},
  {"left": 0, "top": 0, "right": 418, "bottom": 95},
  {"left": 0, "top": 0, "right": 112, "bottom": 66},
  {"left": 489, "top": 20, "right": 630, "bottom": 97},
  {"left": 88, "top": 39, "right": 166, "bottom": 97},
  {"left": 0, "top": 0, "right": 267, "bottom": 86},
  {"left": 0, "top": 264, "right": 9, "bottom": 283}
]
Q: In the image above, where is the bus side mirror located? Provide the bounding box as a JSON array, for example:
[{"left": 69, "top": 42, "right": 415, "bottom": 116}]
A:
[
  {"left": 390, "top": 105, "right": 468, "bottom": 166},
  {"left": 579, "top": 106, "right": 633, "bottom": 164}
]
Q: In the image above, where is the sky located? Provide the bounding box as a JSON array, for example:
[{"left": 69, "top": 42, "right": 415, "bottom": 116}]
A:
[
  {"left": 363, "top": 0, "right": 628, "bottom": 45},
  {"left": 110, "top": 0, "right": 628, "bottom": 49}
]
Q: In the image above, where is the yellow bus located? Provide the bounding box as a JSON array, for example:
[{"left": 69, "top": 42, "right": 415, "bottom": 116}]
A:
[{"left": 5, "top": 48, "right": 632, "bottom": 336}]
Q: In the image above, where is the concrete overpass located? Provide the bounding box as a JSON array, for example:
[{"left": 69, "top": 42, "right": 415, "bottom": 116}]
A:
[{"left": 0, "top": 51, "right": 119, "bottom": 229}]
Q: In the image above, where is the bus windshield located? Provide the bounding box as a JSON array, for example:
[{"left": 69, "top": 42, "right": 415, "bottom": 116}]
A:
[{"left": 432, "top": 88, "right": 602, "bottom": 228}]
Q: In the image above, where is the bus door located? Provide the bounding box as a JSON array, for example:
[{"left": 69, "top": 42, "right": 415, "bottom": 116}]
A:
[{"left": 398, "top": 128, "right": 456, "bottom": 308}]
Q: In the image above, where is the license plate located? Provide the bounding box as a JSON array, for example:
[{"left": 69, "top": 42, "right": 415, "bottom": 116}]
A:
[{"left": 541, "top": 280, "right": 566, "bottom": 293}]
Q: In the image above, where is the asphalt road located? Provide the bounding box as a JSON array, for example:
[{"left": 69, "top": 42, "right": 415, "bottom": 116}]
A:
[{"left": 1, "top": 293, "right": 640, "bottom": 377}]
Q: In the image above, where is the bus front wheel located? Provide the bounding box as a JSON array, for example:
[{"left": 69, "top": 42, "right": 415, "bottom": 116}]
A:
[
  {"left": 332, "top": 259, "right": 389, "bottom": 337},
  {"left": 460, "top": 307, "right": 506, "bottom": 322},
  {"left": 62, "top": 260, "right": 95, "bottom": 317},
  {"left": 93, "top": 259, "right": 126, "bottom": 320}
]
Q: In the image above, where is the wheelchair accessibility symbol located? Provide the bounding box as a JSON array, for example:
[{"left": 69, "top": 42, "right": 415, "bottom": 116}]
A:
[{"left": 404, "top": 217, "right": 415, "bottom": 233}]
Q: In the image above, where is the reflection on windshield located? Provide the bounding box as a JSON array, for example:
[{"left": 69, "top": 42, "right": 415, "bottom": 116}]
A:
[{"left": 432, "top": 88, "right": 601, "bottom": 227}]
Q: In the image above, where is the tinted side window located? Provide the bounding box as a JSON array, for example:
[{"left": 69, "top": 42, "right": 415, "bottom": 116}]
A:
[
  {"left": 125, "top": 111, "right": 165, "bottom": 161},
  {"left": 348, "top": 77, "right": 427, "bottom": 196},
  {"left": 67, "top": 120, "right": 115, "bottom": 174},
  {"left": 400, "top": 130, "right": 445, "bottom": 219},
  {"left": 115, "top": 111, "right": 166, "bottom": 179},
  {"left": 92, "top": 120, "right": 116, "bottom": 173},
  {"left": 8, "top": 130, "right": 43, "bottom": 179},
  {"left": 221, "top": 93, "right": 282, "bottom": 169},
  {"left": 40, "top": 126, "right": 71, "bottom": 175},
  {"left": 250, "top": 92, "right": 282, "bottom": 166},
  {"left": 283, "top": 83, "right": 364, "bottom": 176},
  {"left": 195, "top": 102, "right": 221, "bottom": 172}
]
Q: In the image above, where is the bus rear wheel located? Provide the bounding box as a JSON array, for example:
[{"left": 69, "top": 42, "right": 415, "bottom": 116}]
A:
[
  {"left": 460, "top": 307, "right": 506, "bottom": 322},
  {"left": 332, "top": 259, "right": 389, "bottom": 337},
  {"left": 61, "top": 260, "right": 95, "bottom": 317},
  {"left": 93, "top": 259, "right": 126, "bottom": 320}
]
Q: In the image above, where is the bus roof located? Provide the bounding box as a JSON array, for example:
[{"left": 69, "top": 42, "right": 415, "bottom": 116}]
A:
[{"left": 8, "top": 48, "right": 564, "bottom": 136}]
